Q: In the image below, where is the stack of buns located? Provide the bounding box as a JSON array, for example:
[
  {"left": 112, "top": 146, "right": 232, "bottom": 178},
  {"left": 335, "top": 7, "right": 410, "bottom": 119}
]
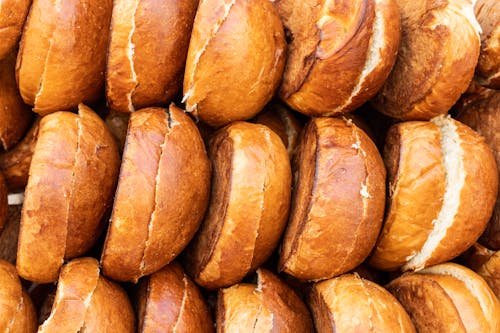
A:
[{"left": 0, "top": 0, "right": 498, "bottom": 331}]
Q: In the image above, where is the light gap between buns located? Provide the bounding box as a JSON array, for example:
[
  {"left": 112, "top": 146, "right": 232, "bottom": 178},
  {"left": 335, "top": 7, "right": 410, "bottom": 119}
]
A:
[{"left": 404, "top": 116, "right": 465, "bottom": 270}]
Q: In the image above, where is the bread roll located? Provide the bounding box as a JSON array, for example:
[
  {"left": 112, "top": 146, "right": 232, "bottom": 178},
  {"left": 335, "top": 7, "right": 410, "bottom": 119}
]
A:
[
  {"left": 217, "top": 269, "right": 314, "bottom": 332},
  {"left": 253, "top": 102, "right": 302, "bottom": 158},
  {"left": 280, "top": 117, "right": 386, "bottom": 281},
  {"left": 138, "top": 262, "right": 213, "bottom": 333},
  {"left": 38, "top": 258, "right": 135, "bottom": 333},
  {"left": 16, "top": 0, "right": 113, "bottom": 115},
  {"left": 17, "top": 105, "right": 120, "bottom": 283},
  {"left": 183, "top": 0, "right": 286, "bottom": 127},
  {"left": 0, "top": 53, "right": 32, "bottom": 150},
  {"left": 370, "top": 116, "right": 498, "bottom": 271},
  {"left": 106, "top": 0, "right": 198, "bottom": 113},
  {"left": 0, "top": 259, "right": 36, "bottom": 333},
  {"left": 460, "top": 243, "right": 500, "bottom": 300},
  {"left": 101, "top": 105, "right": 210, "bottom": 282},
  {"left": 310, "top": 274, "right": 415, "bottom": 332},
  {"left": 454, "top": 90, "right": 500, "bottom": 250},
  {"left": 0, "top": 118, "right": 39, "bottom": 192},
  {"left": 0, "top": 0, "right": 31, "bottom": 60},
  {"left": 273, "top": 0, "right": 401, "bottom": 116},
  {"left": 373, "top": 0, "right": 481, "bottom": 120},
  {"left": 185, "top": 122, "right": 291, "bottom": 289},
  {"left": 0, "top": 175, "right": 6, "bottom": 233},
  {"left": 388, "top": 263, "right": 500, "bottom": 333},
  {"left": 474, "top": 0, "right": 500, "bottom": 89}
]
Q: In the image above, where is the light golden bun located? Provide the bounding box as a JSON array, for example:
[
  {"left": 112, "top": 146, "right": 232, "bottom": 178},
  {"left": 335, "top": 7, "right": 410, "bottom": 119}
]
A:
[
  {"left": 274, "top": 0, "right": 401, "bottom": 116},
  {"left": 17, "top": 105, "right": 120, "bottom": 283},
  {"left": 217, "top": 269, "right": 314, "bottom": 332},
  {"left": 474, "top": 0, "right": 500, "bottom": 89},
  {"left": 0, "top": 0, "right": 31, "bottom": 60},
  {"left": 138, "top": 262, "right": 213, "bottom": 333},
  {"left": 16, "top": 0, "right": 113, "bottom": 115},
  {"left": 370, "top": 116, "right": 498, "bottom": 271},
  {"left": 0, "top": 259, "right": 36, "bottom": 333},
  {"left": 101, "top": 105, "right": 211, "bottom": 282},
  {"left": 388, "top": 263, "right": 500, "bottom": 333},
  {"left": 373, "top": 0, "right": 481, "bottom": 120},
  {"left": 106, "top": 0, "right": 198, "bottom": 112},
  {"left": 280, "top": 117, "right": 386, "bottom": 281},
  {"left": 185, "top": 122, "right": 291, "bottom": 289},
  {"left": 38, "top": 258, "right": 135, "bottom": 333},
  {"left": 310, "top": 274, "right": 415, "bottom": 332},
  {"left": 183, "top": 0, "right": 286, "bottom": 127}
]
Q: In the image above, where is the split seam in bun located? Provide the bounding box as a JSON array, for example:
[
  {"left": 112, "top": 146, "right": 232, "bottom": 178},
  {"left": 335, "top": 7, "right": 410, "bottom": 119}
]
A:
[{"left": 404, "top": 116, "right": 465, "bottom": 270}]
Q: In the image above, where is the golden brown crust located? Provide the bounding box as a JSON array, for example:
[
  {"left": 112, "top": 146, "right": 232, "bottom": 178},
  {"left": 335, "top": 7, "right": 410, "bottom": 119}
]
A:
[
  {"left": 183, "top": 0, "right": 286, "bottom": 127},
  {"left": 0, "top": 0, "right": 31, "bottom": 60},
  {"left": 102, "top": 105, "right": 210, "bottom": 282},
  {"left": 18, "top": 106, "right": 120, "bottom": 283},
  {"left": 310, "top": 274, "right": 415, "bottom": 332},
  {"left": 16, "top": 0, "right": 113, "bottom": 114},
  {"left": 373, "top": 0, "right": 481, "bottom": 120},
  {"left": 105, "top": 111, "right": 129, "bottom": 153},
  {"left": 253, "top": 102, "right": 303, "bottom": 158},
  {"left": 217, "top": 269, "right": 314, "bottom": 332},
  {"left": 275, "top": 0, "right": 401, "bottom": 116},
  {"left": 0, "top": 175, "right": 7, "bottom": 233},
  {"left": 0, "top": 53, "right": 32, "bottom": 150},
  {"left": 0, "top": 259, "right": 37, "bottom": 333},
  {"left": 106, "top": 0, "right": 198, "bottom": 113},
  {"left": 455, "top": 90, "right": 500, "bottom": 250},
  {"left": 370, "top": 122, "right": 445, "bottom": 270},
  {"left": 474, "top": 0, "right": 500, "bottom": 89},
  {"left": 185, "top": 122, "right": 291, "bottom": 289},
  {"left": 139, "top": 262, "right": 213, "bottom": 333},
  {"left": 388, "top": 263, "right": 500, "bottom": 333},
  {"left": 280, "top": 117, "right": 386, "bottom": 281},
  {"left": 39, "top": 258, "right": 135, "bottom": 333},
  {"left": 0, "top": 118, "right": 40, "bottom": 192},
  {"left": 475, "top": 251, "right": 500, "bottom": 299}
]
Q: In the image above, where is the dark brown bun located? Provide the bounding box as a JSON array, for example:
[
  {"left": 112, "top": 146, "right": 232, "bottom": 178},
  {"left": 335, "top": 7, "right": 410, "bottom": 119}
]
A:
[
  {"left": 274, "top": 0, "right": 401, "bottom": 116},
  {"left": 280, "top": 117, "right": 386, "bottom": 281},
  {"left": 370, "top": 116, "right": 498, "bottom": 271},
  {"left": 185, "top": 122, "right": 291, "bottom": 289},
  {"left": 474, "top": 0, "right": 500, "bottom": 89},
  {"left": 0, "top": 175, "right": 6, "bottom": 233},
  {"left": 106, "top": 0, "right": 198, "bottom": 113},
  {"left": 0, "top": 53, "right": 32, "bottom": 150},
  {"left": 310, "top": 274, "right": 415, "bottom": 332},
  {"left": 373, "top": 0, "right": 481, "bottom": 120},
  {"left": 454, "top": 89, "right": 500, "bottom": 250},
  {"left": 101, "top": 105, "right": 211, "bottom": 283},
  {"left": 0, "top": 202, "right": 23, "bottom": 264},
  {"left": 0, "top": 0, "right": 31, "bottom": 61},
  {"left": 183, "top": 0, "right": 286, "bottom": 127},
  {"left": 217, "top": 269, "right": 314, "bottom": 332},
  {"left": 387, "top": 263, "right": 500, "bottom": 333},
  {"left": 17, "top": 105, "right": 120, "bottom": 283},
  {"left": 138, "top": 262, "right": 213, "bottom": 333},
  {"left": 0, "top": 259, "right": 36, "bottom": 332},
  {"left": 38, "top": 258, "right": 135, "bottom": 333},
  {"left": 0, "top": 118, "right": 39, "bottom": 192},
  {"left": 16, "top": 0, "right": 113, "bottom": 115},
  {"left": 253, "top": 102, "right": 302, "bottom": 158}
]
